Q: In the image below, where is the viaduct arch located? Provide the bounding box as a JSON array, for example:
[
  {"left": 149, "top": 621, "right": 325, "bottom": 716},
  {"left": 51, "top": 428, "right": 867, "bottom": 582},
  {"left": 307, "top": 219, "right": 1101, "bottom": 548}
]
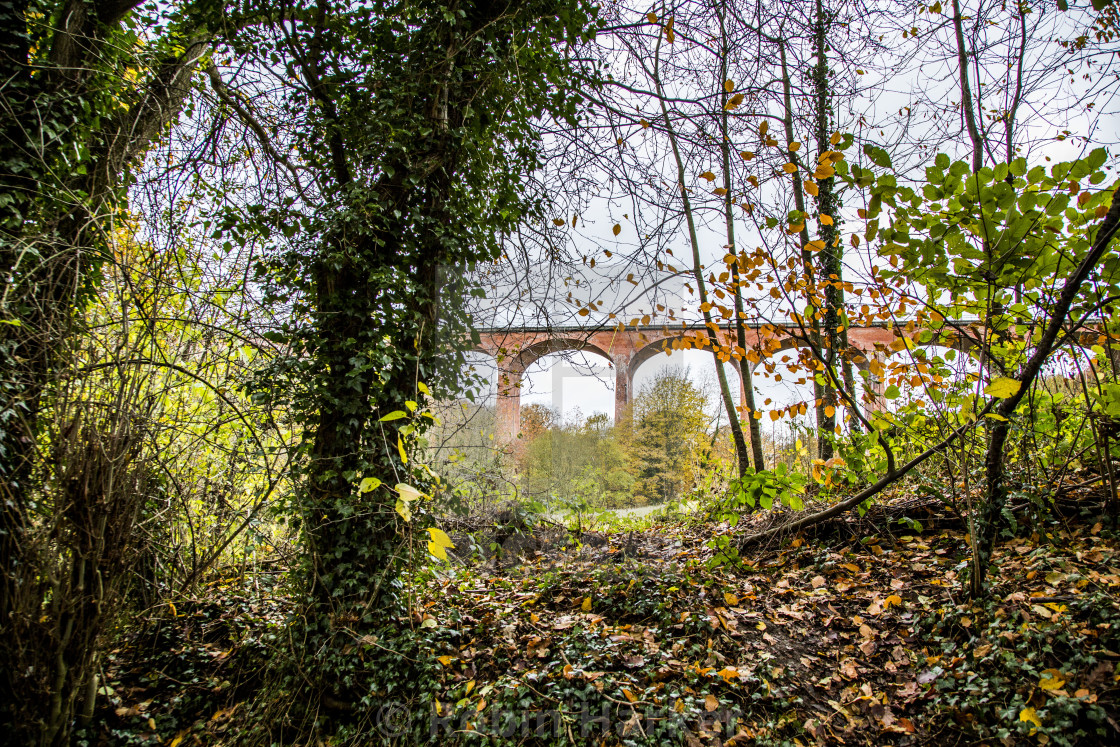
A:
[{"left": 475, "top": 322, "right": 915, "bottom": 443}]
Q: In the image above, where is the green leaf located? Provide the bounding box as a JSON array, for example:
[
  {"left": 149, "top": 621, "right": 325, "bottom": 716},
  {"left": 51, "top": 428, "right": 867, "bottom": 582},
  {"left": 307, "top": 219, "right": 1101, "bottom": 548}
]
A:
[
  {"left": 884, "top": 385, "right": 901, "bottom": 400},
  {"left": 863, "top": 144, "right": 892, "bottom": 169},
  {"left": 984, "top": 377, "right": 1021, "bottom": 398},
  {"left": 379, "top": 410, "right": 408, "bottom": 421},
  {"left": 358, "top": 477, "right": 382, "bottom": 493}
]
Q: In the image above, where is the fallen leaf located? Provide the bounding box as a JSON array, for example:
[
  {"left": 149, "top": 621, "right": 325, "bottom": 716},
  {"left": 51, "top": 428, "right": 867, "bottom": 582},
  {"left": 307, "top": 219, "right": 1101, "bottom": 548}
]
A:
[
  {"left": 1040, "top": 669, "right": 1066, "bottom": 691},
  {"left": 704, "top": 693, "right": 719, "bottom": 712},
  {"left": 1020, "top": 706, "right": 1042, "bottom": 733}
]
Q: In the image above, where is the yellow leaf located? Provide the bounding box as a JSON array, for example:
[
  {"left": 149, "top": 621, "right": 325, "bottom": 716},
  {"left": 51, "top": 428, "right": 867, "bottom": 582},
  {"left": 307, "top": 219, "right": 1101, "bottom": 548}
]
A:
[
  {"left": 359, "top": 477, "right": 381, "bottom": 493},
  {"left": 825, "top": 405, "right": 836, "bottom": 417},
  {"left": 783, "top": 162, "right": 798, "bottom": 173},
  {"left": 984, "top": 377, "right": 1021, "bottom": 399},
  {"left": 713, "top": 187, "right": 728, "bottom": 196},
  {"left": 884, "top": 594, "right": 903, "bottom": 609},
  {"left": 613, "top": 223, "right": 621, "bottom": 236},
  {"left": 724, "top": 592, "right": 739, "bottom": 606},
  {"left": 169, "top": 734, "right": 186, "bottom": 747},
  {"left": 622, "top": 688, "right": 638, "bottom": 703},
  {"left": 395, "top": 499, "right": 412, "bottom": 522},
  {"left": 759, "top": 121, "right": 769, "bottom": 136},
  {"left": 639, "top": 118, "right": 650, "bottom": 128},
  {"left": 581, "top": 596, "right": 592, "bottom": 612},
  {"left": 830, "top": 131, "right": 842, "bottom": 145},
  {"left": 699, "top": 171, "right": 716, "bottom": 182},
  {"left": 804, "top": 180, "right": 819, "bottom": 196},
  {"left": 739, "top": 150, "right": 754, "bottom": 160},
  {"left": 820, "top": 213, "right": 834, "bottom": 225},
  {"left": 842, "top": 562, "right": 860, "bottom": 573},
  {"left": 1040, "top": 669, "right": 1066, "bottom": 691},
  {"left": 397, "top": 436, "right": 408, "bottom": 464},
  {"left": 647, "top": 12, "right": 657, "bottom": 22},
  {"left": 724, "top": 79, "right": 735, "bottom": 92},
  {"left": 437, "top": 655, "right": 453, "bottom": 667},
  {"left": 788, "top": 141, "right": 801, "bottom": 152},
  {"left": 814, "top": 164, "right": 836, "bottom": 179},
  {"left": 717, "top": 667, "right": 740, "bottom": 682},
  {"left": 704, "top": 694, "right": 719, "bottom": 712},
  {"left": 769, "top": 410, "right": 781, "bottom": 421},
  {"left": 427, "top": 527, "right": 455, "bottom": 560},
  {"left": 417, "top": 381, "right": 430, "bottom": 395},
  {"left": 397, "top": 483, "right": 423, "bottom": 502},
  {"left": 465, "top": 679, "right": 475, "bottom": 695},
  {"left": 724, "top": 93, "right": 744, "bottom": 110},
  {"left": 428, "top": 527, "right": 454, "bottom": 548},
  {"left": 552, "top": 218, "right": 565, "bottom": 226},
  {"left": 1019, "top": 706, "right": 1042, "bottom": 732}
]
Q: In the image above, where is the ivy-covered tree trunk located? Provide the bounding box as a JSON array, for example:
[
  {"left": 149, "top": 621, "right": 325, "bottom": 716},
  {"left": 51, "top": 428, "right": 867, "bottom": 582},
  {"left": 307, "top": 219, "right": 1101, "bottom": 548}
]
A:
[
  {"left": 0, "top": 2, "right": 208, "bottom": 741},
  {"left": 224, "top": 3, "right": 594, "bottom": 725},
  {"left": 811, "top": 0, "right": 847, "bottom": 458}
]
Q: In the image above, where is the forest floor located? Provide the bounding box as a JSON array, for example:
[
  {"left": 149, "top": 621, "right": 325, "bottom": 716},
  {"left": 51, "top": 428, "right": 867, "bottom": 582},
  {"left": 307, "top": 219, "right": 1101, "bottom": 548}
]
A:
[{"left": 93, "top": 488, "right": 1120, "bottom": 746}]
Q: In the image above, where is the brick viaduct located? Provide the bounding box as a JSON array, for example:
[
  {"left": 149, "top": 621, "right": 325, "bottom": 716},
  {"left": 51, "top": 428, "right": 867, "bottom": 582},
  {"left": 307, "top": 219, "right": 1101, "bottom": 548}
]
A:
[{"left": 474, "top": 322, "right": 927, "bottom": 443}]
